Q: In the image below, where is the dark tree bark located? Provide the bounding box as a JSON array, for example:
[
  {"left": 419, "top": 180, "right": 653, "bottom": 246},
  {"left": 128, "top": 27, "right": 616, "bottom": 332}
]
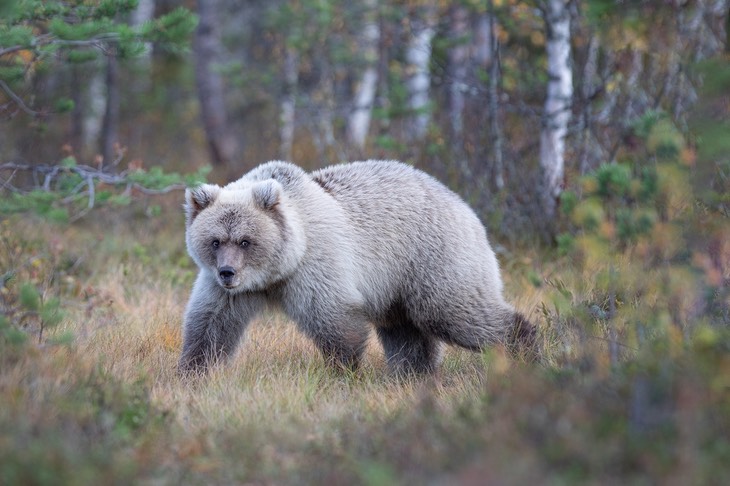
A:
[{"left": 486, "top": 0, "right": 504, "bottom": 190}]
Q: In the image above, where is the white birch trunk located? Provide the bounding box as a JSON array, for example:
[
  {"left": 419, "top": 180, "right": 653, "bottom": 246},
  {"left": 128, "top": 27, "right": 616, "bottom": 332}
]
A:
[
  {"left": 347, "top": 0, "right": 380, "bottom": 150},
  {"left": 539, "top": 0, "right": 573, "bottom": 222},
  {"left": 448, "top": 5, "right": 468, "bottom": 139},
  {"left": 194, "top": 0, "right": 237, "bottom": 166},
  {"left": 280, "top": 46, "right": 298, "bottom": 161},
  {"left": 100, "top": 53, "right": 120, "bottom": 165},
  {"left": 405, "top": 6, "right": 436, "bottom": 141},
  {"left": 83, "top": 70, "right": 106, "bottom": 151},
  {"left": 312, "top": 67, "right": 338, "bottom": 159},
  {"left": 473, "top": 13, "right": 493, "bottom": 67},
  {"left": 128, "top": 0, "right": 155, "bottom": 152}
]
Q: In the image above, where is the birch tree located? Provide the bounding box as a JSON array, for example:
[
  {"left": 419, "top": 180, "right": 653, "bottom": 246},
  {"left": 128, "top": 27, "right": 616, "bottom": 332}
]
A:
[
  {"left": 539, "top": 0, "right": 573, "bottom": 224},
  {"left": 448, "top": 4, "right": 468, "bottom": 141},
  {"left": 405, "top": 5, "right": 436, "bottom": 141},
  {"left": 100, "top": 53, "right": 120, "bottom": 165},
  {"left": 194, "top": 0, "right": 237, "bottom": 166},
  {"left": 279, "top": 45, "right": 298, "bottom": 161},
  {"left": 347, "top": 0, "right": 380, "bottom": 150}
]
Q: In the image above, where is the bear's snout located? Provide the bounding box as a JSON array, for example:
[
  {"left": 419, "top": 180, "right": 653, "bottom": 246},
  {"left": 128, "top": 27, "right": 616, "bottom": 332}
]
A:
[{"left": 218, "top": 266, "right": 236, "bottom": 287}]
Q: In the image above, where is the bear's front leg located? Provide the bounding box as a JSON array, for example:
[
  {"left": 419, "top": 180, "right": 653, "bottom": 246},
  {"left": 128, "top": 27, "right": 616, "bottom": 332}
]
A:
[
  {"left": 299, "top": 304, "right": 370, "bottom": 371},
  {"left": 179, "top": 273, "right": 264, "bottom": 375}
]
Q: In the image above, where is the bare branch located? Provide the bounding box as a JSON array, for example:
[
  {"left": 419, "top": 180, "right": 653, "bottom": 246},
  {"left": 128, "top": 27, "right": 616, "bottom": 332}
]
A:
[
  {"left": 0, "top": 161, "right": 191, "bottom": 221},
  {"left": 0, "top": 79, "right": 41, "bottom": 117},
  {"left": 131, "top": 183, "right": 186, "bottom": 195},
  {"left": 0, "top": 45, "right": 26, "bottom": 57}
]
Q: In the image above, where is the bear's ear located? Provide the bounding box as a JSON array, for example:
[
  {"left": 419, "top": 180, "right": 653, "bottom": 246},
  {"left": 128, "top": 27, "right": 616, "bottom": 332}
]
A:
[
  {"left": 185, "top": 184, "right": 220, "bottom": 223},
  {"left": 252, "top": 179, "right": 282, "bottom": 210}
]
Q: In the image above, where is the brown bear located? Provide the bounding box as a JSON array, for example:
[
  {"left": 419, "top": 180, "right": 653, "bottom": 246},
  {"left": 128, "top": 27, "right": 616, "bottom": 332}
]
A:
[{"left": 179, "top": 160, "right": 536, "bottom": 375}]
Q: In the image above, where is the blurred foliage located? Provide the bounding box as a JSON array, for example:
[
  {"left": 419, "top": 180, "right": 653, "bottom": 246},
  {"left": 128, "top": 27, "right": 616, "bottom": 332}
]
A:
[
  {"left": 0, "top": 0, "right": 202, "bottom": 221},
  {"left": 0, "top": 0, "right": 196, "bottom": 91},
  {"left": 0, "top": 162, "right": 210, "bottom": 222},
  {"left": 0, "top": 219, "right": 72, "bottom": 352},
  {"left": 0, "top": 357, "right": 170, "bottom": 485},
  {"left": 547, "top": 47, "right": 730, "bottom": 371}
]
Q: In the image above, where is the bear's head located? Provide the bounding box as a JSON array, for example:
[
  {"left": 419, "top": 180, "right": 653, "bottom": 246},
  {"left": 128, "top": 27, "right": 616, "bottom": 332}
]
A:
[{"left": 184, "top": 179, "right": 307, "bottom": 292}]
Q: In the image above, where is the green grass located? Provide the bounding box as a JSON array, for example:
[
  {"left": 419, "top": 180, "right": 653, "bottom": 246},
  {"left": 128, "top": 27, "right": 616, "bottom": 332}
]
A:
[{"left": 1, "top": 210, "right": 728, "bottom": 485}]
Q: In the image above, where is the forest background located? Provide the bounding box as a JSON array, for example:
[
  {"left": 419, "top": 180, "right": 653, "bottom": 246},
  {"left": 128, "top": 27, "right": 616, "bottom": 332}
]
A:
[{"left": 1, "top": 0, "right": 729, "bottom": 484}]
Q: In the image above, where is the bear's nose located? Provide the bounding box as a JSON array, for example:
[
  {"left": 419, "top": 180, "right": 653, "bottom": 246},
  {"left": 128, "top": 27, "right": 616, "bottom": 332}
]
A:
[{"left": 219, "top": 266, "right": 236, "bottom": 280}]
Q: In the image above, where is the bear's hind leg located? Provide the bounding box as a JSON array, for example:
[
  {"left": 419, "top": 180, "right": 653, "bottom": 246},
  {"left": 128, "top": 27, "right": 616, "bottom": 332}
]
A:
[{"left": 376, "top": 306, "right": 442, "bottom": 375}]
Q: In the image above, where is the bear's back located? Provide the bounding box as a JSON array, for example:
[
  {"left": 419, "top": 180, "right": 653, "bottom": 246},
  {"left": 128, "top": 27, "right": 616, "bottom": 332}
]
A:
[
  {"left": 310, "top": 161, "right": 500, "bottom": 310},
  {"left": 311, "top": 160, "right": 480, "bottom": 235}
]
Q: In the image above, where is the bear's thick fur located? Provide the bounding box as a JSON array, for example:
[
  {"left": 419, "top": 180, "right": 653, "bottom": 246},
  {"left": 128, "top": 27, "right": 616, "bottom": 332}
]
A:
[{"left": 180, "top": 160, "right": 536, "bottom": 374}]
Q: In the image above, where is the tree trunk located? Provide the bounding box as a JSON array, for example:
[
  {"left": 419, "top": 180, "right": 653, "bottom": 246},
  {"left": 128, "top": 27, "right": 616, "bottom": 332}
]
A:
[
  {"left": 83, "top": 67, "right": 105, "bottom": 157},
  {"left": 473, "top": 12, "right": 493, "bottom": 66},
  {"left": 194, "top": 0, "right": 237, "bottom": 166},
  {"left": 280, "top": 45, "right": 298, "bottom": 161},
  {"left": 487, "top": 1, "right": 504, "bottom": 190},
  {"left": 578, "top": 34, "right": 600, "bottom": 175},
  {"left": 100, "top": 53, "right": 120, "bottom": 166},
  {"left": 405, "top": 5, "right": 436, "bottom": 141},
  {"left": 311, "top": 61, "right": 339, "bottom": 161},
  {"left": 539, "top": 0, "right": 573, "bottom": 225},
  {"left": 624, "top": 49, "right": 647, "bottom": 120},
  {"left": 347, "top": 0, "right": 380, "bottom": 151},
  {"left": 448, "top": 5, "right": 468, "bottom": 140},
  {"left": 70, "top": 66, "right": 84, "bottom": 155},
  {"left": 129, "top": 0, "right": 155, "bottom": 156}
]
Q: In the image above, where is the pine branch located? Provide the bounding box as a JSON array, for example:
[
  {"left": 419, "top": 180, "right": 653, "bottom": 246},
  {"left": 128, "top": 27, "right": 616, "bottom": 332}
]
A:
[
  {"left": 0, "top": 162, "right": 187, "bottom": 193},
  {"left": 0, "top": 161, "right": 196, "bottom": 221},
  {"left": 0, "top": 45, "right": 26, "bottom": 57},
  {"left": 0, "top": 79, "right": 42, "bottom": 117}
]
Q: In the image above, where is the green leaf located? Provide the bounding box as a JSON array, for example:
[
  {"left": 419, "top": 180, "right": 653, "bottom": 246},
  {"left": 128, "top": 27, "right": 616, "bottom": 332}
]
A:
[
  {"left": 108, "top": 194, "right": 132, "bottom": 206},
  {"left": 3, "top": 327, "right": 28, "bottom": 346},
  {"left": 184, "top": 165, "right": 211, "bottom": 187},
  {"left": 560, "top": 190, "right": 578, "bottom": 216},
  {"left": 40, "top": 297, "right": 64, "bottom": 328},
  {"left": 47, "top": 330, "right": 74, "bottom": 346},
  {"left": 0, "top": 25, "right": 33, "bottom": 46},
  {"left": 54, "top": 97, "right": 75, "bottom": 113},
  {"left": 556, "top": 233, "right": 575, "bottom": 256},
  {"left": 595, "top": 163, "right": 632, "bottom": 199},
  {"left": 19, "top": 283, "right": 40, "bottom": 311},
  {"left": 67, "top": 49, "right": 98, "bottom": 63},
  {"left": 60, "top": 156, "right": 77, "bottom": 168},
  {"left": 47, "top": 207, "right": 69, "bottom": 223}
]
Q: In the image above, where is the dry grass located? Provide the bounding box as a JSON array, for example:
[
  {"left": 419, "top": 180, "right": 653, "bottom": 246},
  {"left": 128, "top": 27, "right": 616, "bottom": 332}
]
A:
[
  {"left": 5, "top": 212, "right": 506, "bottom": 422},
  {"left": 1, "top": 213, "right": 728, "bottom": 485}
]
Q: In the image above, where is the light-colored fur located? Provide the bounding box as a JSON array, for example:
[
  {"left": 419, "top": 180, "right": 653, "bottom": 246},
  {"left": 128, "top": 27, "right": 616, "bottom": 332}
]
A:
[{"left": 180, "top": 160, "right": 535, "bottom": 375}]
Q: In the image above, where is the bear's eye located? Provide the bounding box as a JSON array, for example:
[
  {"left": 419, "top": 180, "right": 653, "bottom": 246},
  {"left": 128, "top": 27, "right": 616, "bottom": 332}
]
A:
[
  {"left": 212, "top": 239, "right": 220, "bottom": 249},
  {"left": 240, "top": 240, "right": 250, "bottom": 248}
]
